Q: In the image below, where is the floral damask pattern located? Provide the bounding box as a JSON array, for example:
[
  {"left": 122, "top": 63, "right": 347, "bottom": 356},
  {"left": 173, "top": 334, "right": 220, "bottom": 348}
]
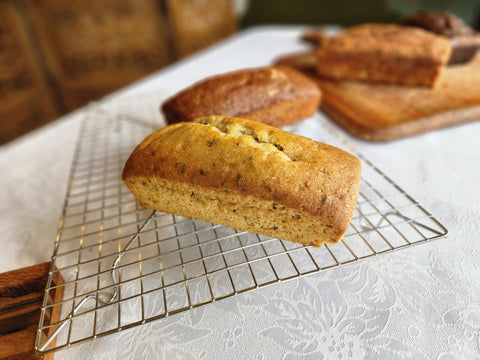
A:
[
  {"left": 261, "top": 280, "right": 370, "bottom": 359},
  {"left": 55, "top": 230, "right": 480, "bottom": 360}
]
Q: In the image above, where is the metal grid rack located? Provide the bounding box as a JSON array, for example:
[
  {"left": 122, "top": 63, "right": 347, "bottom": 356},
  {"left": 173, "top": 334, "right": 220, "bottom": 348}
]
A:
[{"left": 35, "top": 96, "right": 448, "bottom": 355}]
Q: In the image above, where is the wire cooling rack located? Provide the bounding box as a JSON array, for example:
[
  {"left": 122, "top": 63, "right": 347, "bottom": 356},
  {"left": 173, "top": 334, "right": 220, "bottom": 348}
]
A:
[{"left": 35, "top": 96, "right": 448, "bottom": 355}]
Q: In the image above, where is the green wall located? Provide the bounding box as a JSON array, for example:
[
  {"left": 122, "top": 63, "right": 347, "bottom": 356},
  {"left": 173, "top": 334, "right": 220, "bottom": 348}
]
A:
[{"left": 241, "top": 0, "right": 480, "bottom": 29}]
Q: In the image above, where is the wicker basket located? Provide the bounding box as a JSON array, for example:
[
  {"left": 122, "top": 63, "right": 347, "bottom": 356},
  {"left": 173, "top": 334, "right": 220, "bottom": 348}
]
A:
[
  {"left": 1, "top": 0, "right": 238, "bottom": 143},
  {"left": 26, "top": 0, "right": 172, "bottom": 111},
  {"left": 0, "top": 0, "right": 60, "bottom": 145},
  {"left": 166, "top": 0, "right": 238, "bottom": 58}
]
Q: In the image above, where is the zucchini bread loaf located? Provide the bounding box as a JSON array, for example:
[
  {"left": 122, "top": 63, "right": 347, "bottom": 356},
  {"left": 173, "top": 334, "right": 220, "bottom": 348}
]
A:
[
  {"left": 161, "top": 66, "right": 321, "bottom": 127},
  {"left": 122, "top": 116, "right": 361, "bottom": 247},
  {"left": 316, "top": 24, "right": 452, "bottom": 88}
]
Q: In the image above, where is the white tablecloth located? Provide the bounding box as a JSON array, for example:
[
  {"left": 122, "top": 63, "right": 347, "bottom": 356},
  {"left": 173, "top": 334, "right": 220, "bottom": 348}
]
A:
[{"left": 1, "top": 26, "right": 479, "bottom": 359}]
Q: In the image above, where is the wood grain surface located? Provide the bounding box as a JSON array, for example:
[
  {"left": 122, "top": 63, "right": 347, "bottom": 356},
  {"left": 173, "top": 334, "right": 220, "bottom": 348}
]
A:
[{"left": 0, "top": 262, "right": 63, "bottom": 360}]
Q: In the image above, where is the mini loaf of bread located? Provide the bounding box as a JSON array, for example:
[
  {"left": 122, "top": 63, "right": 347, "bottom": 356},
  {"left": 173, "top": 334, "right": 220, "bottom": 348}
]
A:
[
  {"left": 316, "top": 24, "right": 452, "bottom": 87},
  {"left": 122, "top": 115, "right": 361, "bottom": 247},
  {"left": 161, "top": 66, "right": 321, "bottom": 127}
]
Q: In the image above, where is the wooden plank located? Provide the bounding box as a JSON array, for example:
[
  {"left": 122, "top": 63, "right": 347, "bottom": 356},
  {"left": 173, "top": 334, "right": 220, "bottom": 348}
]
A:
[
  {"left": 0, "top": 262, "right": 63, "bottom": 360},
  {"left": 0, "top": 294, "right": 43, "bottom": 334},
  {"left": 0, "top": 325, "right": 43, "bottom": 360},
  {"left": 0, "top": 263, "right": 50, "bottom": 298}
]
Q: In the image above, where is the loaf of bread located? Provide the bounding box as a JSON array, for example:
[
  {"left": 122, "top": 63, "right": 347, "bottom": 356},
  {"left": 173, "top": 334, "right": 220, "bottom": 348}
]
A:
[
  {"left": 122, "top": 115, "right": 361, "bottom": 247},
  {"left": 161, "top": 66, "right": 321, "bottom": 127},
  {"left": 398, "top": 11, "right": 480, "bottom": 65},
  {"left": 316, "top": 24, "right": 452, "bottom": 87}
]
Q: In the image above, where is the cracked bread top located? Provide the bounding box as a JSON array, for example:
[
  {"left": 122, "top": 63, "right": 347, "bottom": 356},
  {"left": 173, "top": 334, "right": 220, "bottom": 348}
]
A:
[
  {"left": 161, "top": 66, "right": 321, "bottom": 127},
  {"left": 122, "top": 116, "right": 361, "bottom": 236}
]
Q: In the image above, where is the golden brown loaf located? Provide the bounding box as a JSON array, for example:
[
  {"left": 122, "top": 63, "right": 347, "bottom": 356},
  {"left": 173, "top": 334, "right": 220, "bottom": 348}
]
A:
[
  {"left": 316, "top": 24, "right": 452, "bottom": 88},
  {"left": 161, "top": 66, "right": 321, "bottom": 127},
  {"left": 122, "top": 115, "right": 361, "bottom": 247}
]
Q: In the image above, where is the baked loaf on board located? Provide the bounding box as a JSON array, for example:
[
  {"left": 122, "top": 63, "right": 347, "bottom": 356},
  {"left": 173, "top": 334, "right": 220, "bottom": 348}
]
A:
[
  {"left": 161, "top": 66, "right": 321, "bottom": 127},
  {"left": 274, "top": 51, "right": 480, "bottom": 141},
  {"left": 122, "top": 116, "right": 361, "bottom": 247},
  {"left": 316, "top": 24, "right": 452, "bottom": 88}
]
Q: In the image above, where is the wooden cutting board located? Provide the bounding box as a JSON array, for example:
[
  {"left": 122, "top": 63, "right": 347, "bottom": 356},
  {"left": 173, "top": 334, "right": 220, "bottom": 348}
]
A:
[
  {"left": 275, "top": 51, "right": 480, "bottom": 141},
  {"left": 0, "top": 263, "right": 63, "bottom": 360}
]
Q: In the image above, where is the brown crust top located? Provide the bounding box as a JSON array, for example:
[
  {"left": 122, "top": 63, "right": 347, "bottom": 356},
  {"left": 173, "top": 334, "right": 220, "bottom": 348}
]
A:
[
  {"left": 122, "top": 116, "right": 361, "bottom": 235},
  {"left": 161, "top": 66, "right": 321, "bottom": 127},
  {"left": 316, "top": 24, "right": 452, "bottom": 87},
  {"left": 319, "top": 24, "right": 452, "bottom": 62},
  {"left": 328, "top": 24, "right": 451, "bottom": 59}
]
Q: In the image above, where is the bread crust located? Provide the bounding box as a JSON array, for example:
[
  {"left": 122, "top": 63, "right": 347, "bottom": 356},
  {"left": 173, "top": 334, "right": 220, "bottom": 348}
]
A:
[
  {"left": 161, "top": 66, "right": 321, "bottom": 127},
  {"left": 316, "top": 24, "right": 452, "bottom": 88},
  {"left": 122, "top": 116, "right": 361, "bottom": 247}
]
